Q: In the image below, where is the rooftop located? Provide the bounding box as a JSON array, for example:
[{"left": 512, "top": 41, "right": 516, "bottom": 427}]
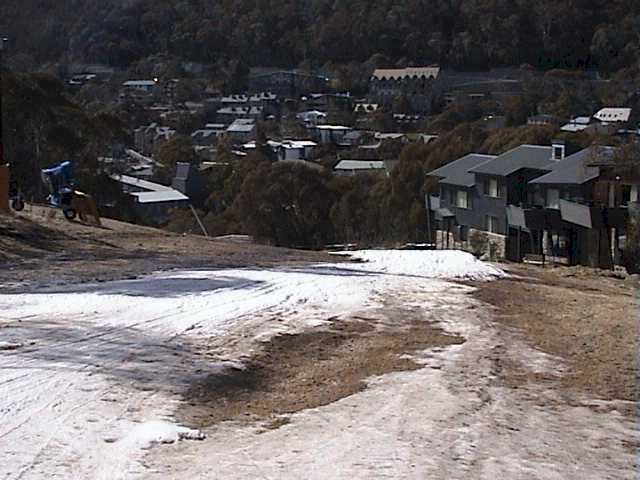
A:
[
  {"left": 427, "top": 154, "right": 497, "bottom": 187},
  {"left": 372, "top": 66, "right": 440, "bottom": 81},
  {"left": 593, "top": 108, "right": 631, "bottom": 123},
  {"left": 468, "top": 145, "right": 555, "bottom": 176},
  {"left": 335, "top": 160, "right": 387, "bottom": 171},
  {"left": 529, "top": 146, "right": 616, "bottom": 185}
]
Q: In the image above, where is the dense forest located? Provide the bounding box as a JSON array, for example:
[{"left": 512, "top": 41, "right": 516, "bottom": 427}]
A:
[{"left": 1, "top": 0, "right": 639, "bottom": 75}]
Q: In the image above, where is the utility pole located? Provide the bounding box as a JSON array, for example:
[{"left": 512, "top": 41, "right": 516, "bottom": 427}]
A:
[{"left": 0, "top": 36, "right": 7, "bottom": 165}]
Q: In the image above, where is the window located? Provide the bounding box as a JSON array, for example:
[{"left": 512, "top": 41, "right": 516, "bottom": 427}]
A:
[
  {"left": 547, "top": 189, "right": 560, "bottom": 209},
  {"left": 456, "top": 190, "right": 469, "bottom": 209},
  {"left": 621, "top": 185, "right": 632, "bottom": 206},
  {"left": 484, "top": 178, "right": 501, "bottom": 198},
  {"left": 486, "top": 215, "right": 500, "bottom": 234}
]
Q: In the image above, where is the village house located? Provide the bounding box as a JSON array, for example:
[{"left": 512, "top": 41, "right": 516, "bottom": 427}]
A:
[
  {"left": 133, "top": 123, "right": 176, "bottom": 156},
  {"left": 277, "top": 140, "right": 317, "bottom": 161},
  {"left": 561, "top": 107, "right": 633, "bottom": 135},
  {"left": 311, "top": 125, "right": 353, "bottom": 144},
  {"left": 191, "top": 126, "right": 224, "bottom": 147},
  {"left": 334, "top": 159, "right": 397, "bottom": 176},
  {"left": 225, "top": 119, "right": 257, "bottom": 144},
  {"left": 216, "top": 106, "right": 263, "bottom": 124},
  {"left": 110, "top": 174, "right": 189, "bottom": 225}
]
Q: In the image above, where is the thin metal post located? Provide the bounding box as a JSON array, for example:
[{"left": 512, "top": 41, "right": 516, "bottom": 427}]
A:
[
  {"left": 0, "top": 36, "right": 7, "bottom": 166},
  {"left": 189, "top": 203, "right": 209, "bottom": 237}
]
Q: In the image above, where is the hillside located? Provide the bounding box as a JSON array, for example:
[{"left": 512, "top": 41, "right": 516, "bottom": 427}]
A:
[
  {"left": 0, "top": 207, "right": 333, "bottom": 289},
  {"left": 1, "top": 0, "right": 638, "bottom": 75}
]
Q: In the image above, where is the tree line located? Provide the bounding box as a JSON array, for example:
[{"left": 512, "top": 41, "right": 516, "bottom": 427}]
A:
[{"left": 1, "top": 0, "right": 639, "bottom": 76}]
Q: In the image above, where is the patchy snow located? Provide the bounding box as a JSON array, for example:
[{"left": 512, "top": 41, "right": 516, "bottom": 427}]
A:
[
  {"left": 114, "top": 422, "right": 205, "bottom": 448},
  {"left": 0, "top": 250, "right": 501, "bottom": 479},
  {"left": 335, "top": 249, "right": 506, "bottom": 281},
  {"left": 0, "top": 250, "right": 633, "bottom": 479}
]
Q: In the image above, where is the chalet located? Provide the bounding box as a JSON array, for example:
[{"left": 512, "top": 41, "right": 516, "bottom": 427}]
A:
[
  {"left": 427, "top": 143, "right": 562, "bottom": 258},
  {"left": 426, "top": 141, "right": 638, "bottom": 269},
  {"left": 370, "top": 66, "right": 443, "bottom": 113}
]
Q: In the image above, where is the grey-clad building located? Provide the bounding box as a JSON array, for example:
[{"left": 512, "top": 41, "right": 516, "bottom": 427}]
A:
[{"left": 426, "top": 141, "right": 637, "bottom": 268}]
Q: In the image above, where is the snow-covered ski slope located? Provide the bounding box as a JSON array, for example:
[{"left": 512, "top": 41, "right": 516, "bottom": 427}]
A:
[{"left": 0, "top": 250, "right": 503, "bottom": 479}]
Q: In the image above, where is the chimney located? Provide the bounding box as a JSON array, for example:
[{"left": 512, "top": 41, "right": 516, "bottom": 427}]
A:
[{"left": 551, "top": 139, "right": 566, "bottom": 161}]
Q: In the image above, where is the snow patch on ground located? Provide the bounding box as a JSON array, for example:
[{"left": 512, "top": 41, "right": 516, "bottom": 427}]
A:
[
  {"left": 114, "top": 422, "right": 205, "bottom": 449},
  {"left": 333, "top": 249, "right": 506, "bottom": 281},
  {"left": 0, "top": 251, "right": 513, "bottom": 479}
]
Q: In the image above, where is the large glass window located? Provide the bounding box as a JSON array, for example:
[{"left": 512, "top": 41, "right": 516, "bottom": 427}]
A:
[
  {"left": 456, "top": 190, "right": 469, "bottom": 209},
  {"left": 484, "top": 178, "right": 501, "bottom": 198},
  {"left": 547, "top": 188, "right": 560, "bottom": 209}
]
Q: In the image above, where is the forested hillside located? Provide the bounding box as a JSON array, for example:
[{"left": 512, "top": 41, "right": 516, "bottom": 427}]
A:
[{"left": 1, "top": 0, "right": 639, "bottom": 74}]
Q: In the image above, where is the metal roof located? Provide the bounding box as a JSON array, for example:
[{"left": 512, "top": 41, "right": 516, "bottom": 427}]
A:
[
  {"left": 123, "top": 80, "right": 156, "bottom": 87},
  {"left": 372, "top": 67, "right": 440, "bottom": 81},
  {"left": 529, "top": 146, "right": 615, "bottom": 185},
  {"left": 317, "top": 125, "right": 351, "bottom": 131},
  {"left": 227, "top": 123, "right": 256, "bottom": 133},
  {"left": 560, "top": 123, "right": 590, "bottom": 133},
  {"left": 131, "top": 191, "right": 189, "bottom": 204},
  {"left": 334, "top": 160, "right": 386, "bottom": 170},
  {"left": 468, "top": 145, "right": 555, "bottom": 176},
  {"left": 593, "top": 108, "right": 631, "bottom": 123},
  {"left": 112, "top": 174, "right": 173, "bottom": 192},
  {"left": 427, "top": 154, "right": 496, "bottom": 187},
  {"left": 112, "top": 174, "right": 189, "bottom": 204}
]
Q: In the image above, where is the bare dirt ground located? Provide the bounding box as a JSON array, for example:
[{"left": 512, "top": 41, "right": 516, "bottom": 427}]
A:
[
  {"left": 181, "top": 315, "right": 463, "bottom": 429},
  {"left": 469, "top": 263, "right": 638, "bottom": 418},
  {"left": 0, "top": 207, "right": 333, "bottom": 290}
]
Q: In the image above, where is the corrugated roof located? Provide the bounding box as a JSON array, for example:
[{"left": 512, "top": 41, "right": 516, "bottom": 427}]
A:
[
  {"left": 427, "top": 154, "right": 496, "bottom": 187},
  {"left": 529, "top": 146, "right": 615, "bottom": 185},
  {"left": 468, "top": 145, "right": 554, "bottom": 176}
]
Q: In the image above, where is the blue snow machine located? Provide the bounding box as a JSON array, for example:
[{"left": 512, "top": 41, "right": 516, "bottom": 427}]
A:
[{"left": 41, "top": 160, "right": 77, "bottom": 220}]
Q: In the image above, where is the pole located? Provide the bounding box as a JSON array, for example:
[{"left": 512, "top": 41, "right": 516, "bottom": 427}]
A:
[
  {"left": 0, "top": 36, "right": 7, "bottom": 166},
  {"left": 425, "top": 194, "right": 432, "bottom": 245},
  {"left": 189, "top": 203, "right": 209, "bottom": 237}
]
